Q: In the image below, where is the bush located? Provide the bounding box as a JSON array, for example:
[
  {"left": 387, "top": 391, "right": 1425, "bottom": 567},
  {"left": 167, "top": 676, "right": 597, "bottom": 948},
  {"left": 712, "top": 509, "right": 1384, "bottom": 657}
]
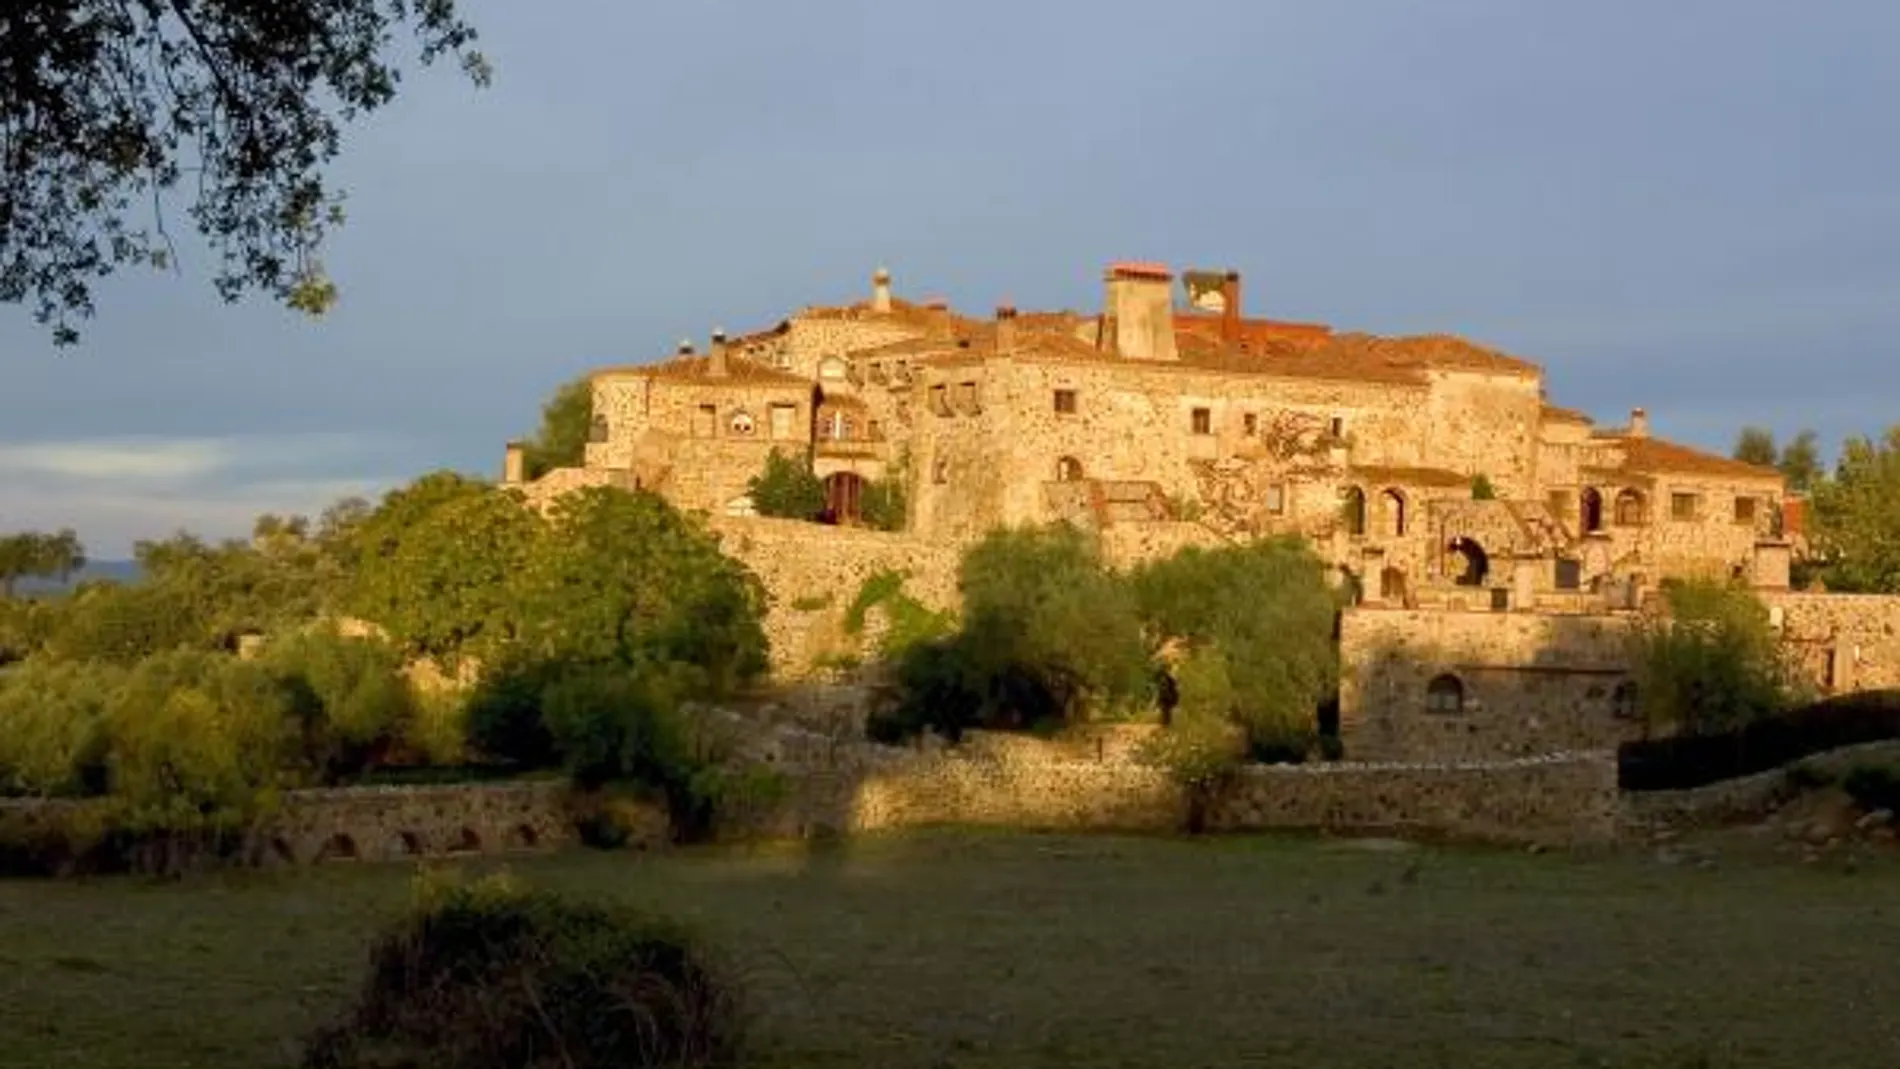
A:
[
  {"left": 1843, "top": 764, "right": 1900, "bottom": 814},
  {"left": 746, "top": 449, "right": 825, "bottom": 521},
  {"left": 266, "top": 628, "right": 419, "bottom": 781},
  {"left": 303, "top": 871, "right": 744, "bottom": 1069},
  {"left": 1631, "top": 579, "right": 1800, "bottom": 737},
  {"left": 0, "top": 658, "right": 122, "bottom": 796}
]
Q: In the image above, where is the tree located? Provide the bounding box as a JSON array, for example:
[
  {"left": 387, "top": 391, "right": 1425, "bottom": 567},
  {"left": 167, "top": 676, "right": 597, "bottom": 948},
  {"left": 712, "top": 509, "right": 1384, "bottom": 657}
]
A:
[
  {"left": 1778, "top": 429, "right": 1823, "bottom": 494},
  {"left": 1631, "top": 579, "right": 1799, "bottom": 737},
  {"left": 0, "top": 529, "right": 86, "bottom": 597},
  {"left": 1811, "top": 425, "right": 1900, "bottom": 592},
  {"left": 746, "top": 449, "right": 826, "bottom": 521},
  {"left": 1732, "top": 426, "right": 1778, "bottom": 467},
  {"left": 3, "top": 1, "right": 489, "bottom": 346},
  {"left": 1470, "top": 474, "right": 1497, "bottom": 500},
  {"left": 523, "top": 377, "right": 594, "bottom": 480}
]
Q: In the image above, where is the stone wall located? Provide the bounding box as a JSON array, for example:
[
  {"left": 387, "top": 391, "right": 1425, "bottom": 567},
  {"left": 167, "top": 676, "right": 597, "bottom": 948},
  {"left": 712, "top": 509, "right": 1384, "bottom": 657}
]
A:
[
  {"left": 1761, "top": 591, "right": 1900, "bottom": 694},
  {"left": 1619, "top": 739, "right": 1900, "bottom": 835}
]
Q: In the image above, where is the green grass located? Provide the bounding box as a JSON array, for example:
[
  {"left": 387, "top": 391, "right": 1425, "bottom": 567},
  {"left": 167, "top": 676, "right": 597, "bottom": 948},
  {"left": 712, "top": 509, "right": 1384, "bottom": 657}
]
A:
[{"left": 3, "top": 830, "right": 1900, "bottom": 1068}]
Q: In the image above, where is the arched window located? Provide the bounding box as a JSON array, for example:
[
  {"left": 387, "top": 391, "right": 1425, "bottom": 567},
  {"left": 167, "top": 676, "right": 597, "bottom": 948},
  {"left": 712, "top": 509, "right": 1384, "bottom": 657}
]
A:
[
  {"left": 1426, "top": 674, "right": 1465, "bottom": 714},
  {"left": 1342, "top": 487, "right": 1367, "bottom": 537},
  {"left": 1380, "top": 488, "right": 1406, "bottom": 537},
  {"left": 1449, "top": 537, "right": 1490, "bottom": 587},
  {"left": 1614, "top": 488, "right": 1647, "bottom": 526},
  {"left": 728, "top": 409, "right": 756, "bottom": 436},
  {"left": 1055, "top": 456, "right": 1084, "bottom": 482},
  {"left": 1612, "top": 681, "right": 1639, "bottom": 720},
  {"left": 1580, "top": 487, "right": 1604, "bottom": 532}
]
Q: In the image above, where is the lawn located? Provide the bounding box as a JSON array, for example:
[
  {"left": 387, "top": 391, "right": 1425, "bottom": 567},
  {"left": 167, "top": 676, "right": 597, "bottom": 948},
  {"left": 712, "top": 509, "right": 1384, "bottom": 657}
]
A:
[{"left": 2, "top": 830, "right": 1899, "bottom": 1069}]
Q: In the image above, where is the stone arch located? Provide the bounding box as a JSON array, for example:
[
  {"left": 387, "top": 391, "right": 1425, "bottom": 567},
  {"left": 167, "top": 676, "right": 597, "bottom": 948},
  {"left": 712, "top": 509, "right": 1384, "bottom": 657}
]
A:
[
  {"left": 823, "top": 471, "right": 865, "bottom": 524},
  {"left": 1426, "top": 673, "right": 1466, "bottom": 714},
  {"left": 315, "top": 833, "right": 359, "bottom": 863},
  {"left": 1612, "top": 680, "right": 1640, "bottom": 720},
  {"left": 1379, "top": 566, "right": 1407, "bottom": 602},
  {"left": 1448, "top": 536, "right": 1490, "bottom": 586},
  {"left": 1379, "top": 488, "right": 1406, "bottom": 537},
  {"left": 509, "top": 824, "right": 540, "bottom": 849},
  {"left": 446, "top": 827, "right": 482, "bottom": 854},
  {"left": 1055, "top": 456, "right": 1084, "bottom": 482},
  {"left": 266, "top": 838, "right": 295, "bottom": 865},
  {"left": 1614, "top": 488, "right": 1647, "bottom": 526},
  {"left": 1341, "top": 486, "right": 1367, "bottom": 537},
  {"left": 390, "top": 831, "right": 422, "bottom": 857},
  {"left": 1580, "top": 487, "right": 1604, "bottom": 533}
]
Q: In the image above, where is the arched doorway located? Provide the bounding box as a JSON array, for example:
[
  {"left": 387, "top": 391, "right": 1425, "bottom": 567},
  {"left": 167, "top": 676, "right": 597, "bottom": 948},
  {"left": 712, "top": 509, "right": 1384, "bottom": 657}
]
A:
[
  {"left": 1448, "top": 537, "right": 1490, "bottom": 586},
  {"left": 1379, "top": 488, "right": 1406, "bottom": 537},
  {"left": 1426, "top": 673, "right": 1466, "bottom": 714},
  {"left": 824, "top": 472, "right": 865, "bottom": 524},
  {"left": 1580, "top": 487, "right": 1604, "bottom": 532},
  {"left": 1614, "top": 488, "right": 1647, "bottom": 526},
  {"left": 1055, "top": 456, "right": 1084, "bottom": 482},
  {"left": 1342, "top": 487, "right": 1367, "bottom": 537}
]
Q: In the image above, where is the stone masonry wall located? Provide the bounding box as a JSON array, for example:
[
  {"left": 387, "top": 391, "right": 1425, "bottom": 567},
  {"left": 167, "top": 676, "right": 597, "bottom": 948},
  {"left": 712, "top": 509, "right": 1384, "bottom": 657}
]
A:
[{"left": 1761, "top": 591, "right": 1900, "bottom": 694}]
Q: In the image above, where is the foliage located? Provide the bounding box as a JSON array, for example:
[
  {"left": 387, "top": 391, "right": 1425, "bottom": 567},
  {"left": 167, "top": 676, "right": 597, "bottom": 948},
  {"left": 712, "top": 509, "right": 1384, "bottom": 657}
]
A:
[
  {"left": 858, "top": 472, "right": 908, "bottom": 531},
  {"left": 302, "top": 870, "right": 744, "bottom": 1069},
  {"left": 1842, "top": 764, "right": 1900, "bottom": 815},
  {"left": 0, "top": 529, "right": 86, "bottom": 597},
  {"left": 1135, "top": 648, "right": 1247, "bottom": 788},
  {"left": 522, "top": 376, "right": 593, "bottom": 480},
  {"left": 789, "top": 594, "right": 833, "bottom": 612},
  {"left": 265, "top": 628, "right": 419, "bottom": 782},
  {"left": 1470, "top": 474, "right": 1497, "bottom": 500},
  {"left": 1630, "top": 579, "right": 1799, "bottom": 737},
  {"left": 0, "top": 659, "right": 121, "bottom": 796},
  {"left": 1129, "top": 537, "right": 1338, "bottom": 758},
  {"left": 1732, "top": 426, "right": 1778, "bottom": 467},
  {"left": 843, "top": 569, "right": 955, "bottom": 660},
  {"left": 1810, "top": 425, "right": 1900, "bottom": 593},
  {"left": 1732, "top": 426, "right": 1824, "bottom": 493},
  {"left": 746, "top": 449, "right": 827, "bottom": 521},
  {"left": 3, "top": 0, "right": 488, "bottom": 345}
]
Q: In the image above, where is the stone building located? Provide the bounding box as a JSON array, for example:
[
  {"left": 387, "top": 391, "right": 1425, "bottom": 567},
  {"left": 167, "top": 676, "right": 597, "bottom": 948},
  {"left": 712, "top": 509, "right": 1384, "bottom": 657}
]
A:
[{"left": 505, "top": 260, "right": 1889, "bottom": 760}]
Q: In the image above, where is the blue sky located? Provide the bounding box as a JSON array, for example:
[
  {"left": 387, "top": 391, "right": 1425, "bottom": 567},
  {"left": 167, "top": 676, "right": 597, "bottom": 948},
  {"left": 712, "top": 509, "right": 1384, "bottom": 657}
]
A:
[{"left": 4, "top": 0, "right": 1897, "bottom": 556}]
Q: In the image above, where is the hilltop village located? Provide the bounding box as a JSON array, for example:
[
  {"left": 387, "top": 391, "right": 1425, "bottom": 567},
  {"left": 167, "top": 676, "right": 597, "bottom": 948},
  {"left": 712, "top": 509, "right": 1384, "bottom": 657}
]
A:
[{"left": 507, "top": 262, "right": 1900, "bottom": 761}]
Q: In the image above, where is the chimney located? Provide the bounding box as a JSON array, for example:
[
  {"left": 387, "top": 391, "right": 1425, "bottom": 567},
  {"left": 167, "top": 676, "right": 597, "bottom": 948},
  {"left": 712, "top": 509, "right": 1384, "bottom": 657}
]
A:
[
  {"left": 1101, "top": 261, "right": 1179, "bottom": 362},
  {"left": 1220, "top": 270, "right": 1242, "bottom": 347},
  {"left": 1628, "top": 407, "right": 1649, "bottom": 439},
  {"left": 995, "top": 304, "right": 1017, "bottom": 352},
  {"left": 502, "top": 440, "right": 527, "bottom": 485},
  {"left": 871, "top": 266, "right": 892, "bottom": 313},
  {"left": 708, "top": 327, "right": 729, "bottom": 377}
]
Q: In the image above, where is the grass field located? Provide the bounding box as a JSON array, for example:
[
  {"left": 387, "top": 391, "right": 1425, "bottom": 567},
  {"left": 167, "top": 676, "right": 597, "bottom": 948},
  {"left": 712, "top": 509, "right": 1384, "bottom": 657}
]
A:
[{"left": 2, "top": 830, "right": 1898, "bottom": 1069}]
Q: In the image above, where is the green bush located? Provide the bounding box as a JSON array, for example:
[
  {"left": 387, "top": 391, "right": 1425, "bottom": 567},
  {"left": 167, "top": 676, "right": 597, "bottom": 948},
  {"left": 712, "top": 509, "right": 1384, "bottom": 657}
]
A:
[
  {"left": 1842, "top": 764, "right": 1900, "bottom": 814},
  {"left": 0, "top": 658, "right": 122, "bottom": 796},
  {"left": 265, "top": 628, "right": 419, "bottom": 781},
  {"left": 1631, "top": 579, "right": 1800, "bottom": 737},
  {"left": 747, "top": 449, "right": 825, "bottom": 521},
  {"left": 302, "top": 871, "right": 745, "bottom": 1069},
  {"left": 859, "top": 474, "right": 907, "bottom": 531}
]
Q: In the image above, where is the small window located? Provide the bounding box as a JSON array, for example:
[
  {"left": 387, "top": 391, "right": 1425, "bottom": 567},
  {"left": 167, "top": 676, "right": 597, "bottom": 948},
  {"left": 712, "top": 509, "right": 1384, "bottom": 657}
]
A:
[
  {"left": 1329, "top": 416, "right": 1345, "bottom": 438},
  {"left": 1733, "top": 496, "right": 1758, "bottom": 525},
  {"left": 1055, "top": 456, "right": 1084, "bottom": 482},
  {"left": 728, "top": 409, "right": 756, "bottom": 436},
  {"left": 1670, "top": 492, "right": 1700, "bottom": 522},
  {"left": 768, "top": 403, "right": 797, "bottom": 439},
  {"left": 957, "top": 381, "right": 981, "bottom": 413},
  {"left": 693, "top": 403, "right": 717, "bottom": 437},
  {"left": 1265, "top": 484, "right": 1286, "bottom": 515},
  {"left": 1191, "top": 407, "right": 1212, "bottom": 435},
  {"left": 1426, "top": 674, "right": 1465, "bottom": 714},
  {"left": 1612, "top": 681, "right": 1639, "bottom": 720},
  {"left": 932, "top": 455, "right": 949, "bottom": 484},
  {"left": 1053, "top": 389, "right": 1077, "bottom": 415},
  {"left": 1243, "top": 412, "right": 1258, "bottom": 435},
  {"left": 929, "top": 384, "right": 951, "bottom": 416}
]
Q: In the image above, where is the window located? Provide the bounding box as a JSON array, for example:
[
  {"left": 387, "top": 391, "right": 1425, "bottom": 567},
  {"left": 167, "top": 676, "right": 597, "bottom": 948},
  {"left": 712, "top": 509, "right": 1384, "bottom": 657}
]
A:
[
  {"left": 932, "top": 456, "right": 949, "bottom": 484},
  {"left": 1733, "top": 496, "right": 1758, "bottom": 525},
  {"left": 957, "top": 381, "right": 982, "bottom": 413},
  {"left": 1329, "top": 416, "right": 1345, "bottom": 438},
  {"left": 1265, "top": 484, "right": 1286, "bottom": 515},
  {"left": 1614, "top": 489, "right": 1646, "bottom": 526},
  {"left": 768, "top": 403, "right": 797, "bottom": 439},
  {"left": 1426, "top": 674, "right": 1465, "bottom": 714},
  {"left": 1055, "top": 456, "right": 1084, "bottom": 482},
  {"left": 1053, "top": 389, "right": 1077, "bottom": 415},
  {"left": 1670, "top": 492, "right": 1700, "bottom": 522},
  {"left": 929, "top": 384, "right": 951, "bottom": 416},
  {"left": 728, "top": 409, "right": 756, "bottom": 436},
  {"left": 588, "top": 415, "right": 610, "bottom": 443},
  {"left": 1243, "top": 412, "right": 1258, "bottom": 435},
  {"left": 693, "top": 403, "right": 716, "bottom": 437},
  {"left": 1580, "top": 487, "right": 1605, "bottom": 532},
  {"left": 1191, "top": 407, "right": 1212, "bottom": 435},
  {"left": 1611, "top": 681, "right": 1639, "bottom": 720},
  {"left": 1342, "top": 486, "right": 1366, "bottom": 537}
]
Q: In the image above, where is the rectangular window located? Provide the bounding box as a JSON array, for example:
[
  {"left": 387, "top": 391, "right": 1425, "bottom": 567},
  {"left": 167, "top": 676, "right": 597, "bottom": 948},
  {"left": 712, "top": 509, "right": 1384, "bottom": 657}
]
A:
[
  {"left": 1243, "top": 412, "right": 1258, "bottom": 435},
  {"left": 956, "top": 381, "right": 981, "bottom": 413},
  {"left": 1191, "top": 407, "right": 1212, "bottom": 435},
  {"left": 1329, "top": 416, "right": 1345, "bottom": 438},
  {"left": 929, "top": 384, "right": 951, "bottom": 416},
  {"left": 693, "top": 403, "right": 717, "bottom": 438},
  {"left": 1670, "top": 492, "right": 1700, "bottom": 521},
  {"left": 768, "top": 403, "right": 797, "bottom": 439},
  {"left": 1733, "top": 496, "right": 1758, "bottom": 525},
  {"left": 1265, "top": 484, "right": 1286, "bottom": 515},
  {"left": 1053, "top": 389, "right": 1077, "bottom": 415}
]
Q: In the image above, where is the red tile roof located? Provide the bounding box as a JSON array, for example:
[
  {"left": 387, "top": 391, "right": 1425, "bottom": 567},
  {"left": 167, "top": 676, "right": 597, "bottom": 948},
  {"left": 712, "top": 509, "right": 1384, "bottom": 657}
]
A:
[{"left": 1615, "top": 436, "right": 1785, "bottom": 482}]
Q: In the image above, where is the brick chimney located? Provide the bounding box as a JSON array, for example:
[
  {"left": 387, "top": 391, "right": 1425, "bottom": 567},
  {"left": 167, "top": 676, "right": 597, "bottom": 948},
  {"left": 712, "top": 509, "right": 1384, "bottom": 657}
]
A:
[
  {"left": 708, "top": 327, "right": 729, "bottom": 377},
  {"left": 1102, "top": 261, "right": 1178, "bottom": 362},
  {"left": 872, "top": 266, "right": 892, "bottom": 313},
  {"left": 1627, "top": 407, "right": 1649, "bottom": 439},
  {"left": 995, "top": 304, "right": 1017, "bottom": 352}
]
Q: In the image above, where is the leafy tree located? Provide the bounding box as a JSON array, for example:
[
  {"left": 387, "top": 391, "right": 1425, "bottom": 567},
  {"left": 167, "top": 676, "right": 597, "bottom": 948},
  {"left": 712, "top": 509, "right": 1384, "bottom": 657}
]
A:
[
  {"left": 1470, "top": 474, "right": 1497, "bottom": 501},
  {"left": 1811, "top": 426, "right": 1900, "bottom": 592},
  {"left": 523, "top": 377, "right": 594, "bottom": 480},
  {"left": 0, "top": 529, "right": 86, "bottom": 597},
  {"left": 747, "top": 449, "right": 826, "bottom": 521},
  {"left": 1129, "top": 537, "right": 1339, "bottom": 758},
  {"left": 3, "top": 0, "right": 489, "bottom": 345},
  {"left": 1632, "top": 579, "right": 1799, "bottom": 737},
  {"left": 0, "top": 658, "right": 123, "bottom": 796},
  {"left": 1134, "top": 645, "right": 1248, "bottom": 832},
  {"left": 44, "top": 579, "right": 201, "bottom": 664},
  {"left": 1778, "top": 429, "right": 1824, "bottom": 494},
  {"left": 1732, "top": 426, "right": 1778, "bottom": 467},
  {"left": 859, "top": 474, "right": 909, "bottom": 532},
  {"left": 265, "top": 627, "right": 419, "bottom": 781}
]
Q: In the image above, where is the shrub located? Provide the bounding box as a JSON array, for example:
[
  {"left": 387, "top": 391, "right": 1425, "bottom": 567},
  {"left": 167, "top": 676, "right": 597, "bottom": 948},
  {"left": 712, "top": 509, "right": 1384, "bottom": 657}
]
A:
[
  {"left": 0, "top": 658, "right": 122, "bottom": 796},
  {"left": 1631, "top": 579, "right": 1800, "bottom": 737},
  {"left": 1135, "top": 648, "right": 1249, "bottom": 833},
  {"left": 1470, "top": 474, "right": 1498, "bottom": 500},
  {"left": 859, "top": 474, "right": 907, "bottom": 532},
  {"left": 266, "top": 628, "right": 419, "bottom": 781},
  {"left": 302, "top": 870, "right": 745, "bottom": 1069},
  {"left": 1843, "top": 764, "right": 1900, "bottom": 814},
  {"left": 746, "top": 449, "right": 825, "bottom": 521}
]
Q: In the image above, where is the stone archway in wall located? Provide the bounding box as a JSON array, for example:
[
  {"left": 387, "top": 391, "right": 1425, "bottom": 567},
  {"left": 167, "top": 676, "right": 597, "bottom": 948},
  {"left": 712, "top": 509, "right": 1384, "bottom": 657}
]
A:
[
  {"left": 823, "top": 472, "right": 865, "bottom": 525},
  {"left": 1614, "top": 488, "right": 1647, "bottom": 526},
  {"left": 1580, "top": 487, "right": 1604, "bottom": 533},
  {"left": 1379, "top": 566, "right": 1408, "bottom": 603},
  {"left": 1379, "top": 488, "right": 1406, "bottom": 537},
  {"left": 1448, "top": 537, "right": 1490, "bottom": 587}
]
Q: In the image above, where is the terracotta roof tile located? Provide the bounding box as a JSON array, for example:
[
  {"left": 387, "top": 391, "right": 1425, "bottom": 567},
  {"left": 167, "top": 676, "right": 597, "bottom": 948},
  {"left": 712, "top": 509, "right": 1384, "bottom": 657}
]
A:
[
  {"left": 1541, "top": 404, "right": 1594, "bottom": 424},
  {"left": 1615, "top": 436, "right": 1785, "bottom": 482},
  {"left": 1350, "top": 464, "right": 1472, "bottom": 489}
]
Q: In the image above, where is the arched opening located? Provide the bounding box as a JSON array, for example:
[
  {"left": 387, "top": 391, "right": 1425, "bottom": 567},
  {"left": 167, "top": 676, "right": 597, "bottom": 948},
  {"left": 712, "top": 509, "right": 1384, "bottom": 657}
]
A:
[
  {"left": 1055, "top": 456, "right": 1084, "bottom": 482},
  {"left": 1612, "top": 680, "right": 1640, "bottom": 720},
  {"left": 1426, "top": 673, "right": 1466, "bottom": 714},
  {"left": 315, "top": 833, "right": 358, "bottom": 863},
  {"left": 390, "top": 831, "right": 422, "bottom": 857},
  {"left": 1614, "top": 488, "right": 1647, "bottom": 526},
  {"left": 510, "top": 824, "right": 540, "bottom": 849},
  {"left": 1580, "top": 487, "right": 1604, "bottom": 532},
  {"left": 267, "top": 838, "right": 295, "bottom": 865},
  {"left": 1379, "top": 488, "right": 1406, "bottom": 537},
  {"left": 1342, "top": 487, "right": 1367, "bottom": 537},
  {"left": 823, "top": 472, "right": 865, "bottom": 524},
  {"left": 1448, "top": 537, "right": 1490, "bottom": 586},
  {"left": 449, "top": 827, "right": 482, "bottom": 854},
  {"left": 1379, "top": 566, "right": 1407, "bottom": 602}
]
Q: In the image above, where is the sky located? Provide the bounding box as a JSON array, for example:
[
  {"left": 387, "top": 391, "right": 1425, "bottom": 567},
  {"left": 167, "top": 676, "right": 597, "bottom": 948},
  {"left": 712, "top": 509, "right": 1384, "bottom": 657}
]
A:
[{"left": 4, "top": 0, "right": 1898, "bottom": 556}]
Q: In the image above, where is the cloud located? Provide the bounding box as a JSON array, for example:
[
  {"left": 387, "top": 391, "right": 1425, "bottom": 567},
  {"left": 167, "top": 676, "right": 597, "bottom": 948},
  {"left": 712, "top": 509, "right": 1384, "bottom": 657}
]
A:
[{"left": 0, "top": 438, "right": 233, "bottom": 481}]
